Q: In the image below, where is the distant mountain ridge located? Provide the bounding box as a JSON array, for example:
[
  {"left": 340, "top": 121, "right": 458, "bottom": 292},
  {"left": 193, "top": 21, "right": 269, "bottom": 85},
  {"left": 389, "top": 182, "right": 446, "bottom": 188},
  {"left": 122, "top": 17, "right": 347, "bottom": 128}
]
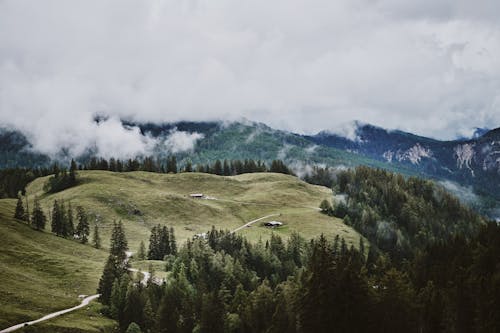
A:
[
  {"left": 307, "top": 123, "right": 500, "bottom": 200},
  {"left": 1, "top": 120, "right": 499, "bottom": 216}
]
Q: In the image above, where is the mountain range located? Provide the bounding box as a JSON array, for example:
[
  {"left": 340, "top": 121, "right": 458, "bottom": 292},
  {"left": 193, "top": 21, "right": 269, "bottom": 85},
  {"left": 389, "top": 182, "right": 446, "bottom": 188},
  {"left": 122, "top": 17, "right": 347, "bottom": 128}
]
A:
[{"left": 1, "top": 119, "right": 499, "bottom": 217}]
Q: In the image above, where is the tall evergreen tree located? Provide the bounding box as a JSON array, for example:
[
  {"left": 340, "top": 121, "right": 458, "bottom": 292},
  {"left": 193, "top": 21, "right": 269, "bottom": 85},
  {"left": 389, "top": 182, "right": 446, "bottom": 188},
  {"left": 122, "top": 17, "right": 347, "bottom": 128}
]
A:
[
  {"left": 69, "top": 159, "right": 77, "bottom": 185},
  {"left": 14, "top": 195, "right": 26, "bottom": 221},
  {"left": 184, "top": 160, "right": 193, "bottom": 173},
  {"left": 76, "top": 206, "right": 90, "bottom": 243},
  {"left": 137, "top": 240, "right": 146, "bottom": 260},
  {"left": 223, "top": 159, "right": 231, "bottom": 176},
  {"left": 93, "top": 224, "right": 102, "bottom": 249},
  {"left": 59, "top": 200, "right": 68, "bottom": 237},
  {"left": 166, "top": 156, "right": 177, "bottom": 173},
  {"left": 169, "top": 226, "right": 177, "bottom": 255},
  {"left": 159, "top": 226, "right": 171, "bottom": 258},
  {"left": 31, "top": 197, "right": 46, "bottom": 231},
  {"left": 51, "top": 199, "right": 64, "bottom": 236},
  {"left": 110, "top": 221, "right": 128, "bottom": 263},
  {"left": 147, "top": 225, "right": 160, "bottom": 260},
  {"left": 98, "top": 255, "right": 122, "bottom": 305},
  {"left": 98, "top": 221, "right": 129, "bottom": 305},
  {"left": 65, "top": 202, "right": 75, "bottom": 237},
  {"left": 213, "top": 160, "right": 223, "bottom": 175}
]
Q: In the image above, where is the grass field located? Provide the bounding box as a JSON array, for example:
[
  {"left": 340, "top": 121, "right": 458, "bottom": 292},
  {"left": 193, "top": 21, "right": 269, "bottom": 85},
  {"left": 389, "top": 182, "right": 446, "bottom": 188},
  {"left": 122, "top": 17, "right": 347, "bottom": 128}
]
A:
[
  {"left": 0, "top": 200, "right": 116, "bottom": 332},
  {"left": 0, "top": 170, "right": 363, "bottom": 332},
  {"left": 26, "top": 171, "right": 363, "bottom": 251}
]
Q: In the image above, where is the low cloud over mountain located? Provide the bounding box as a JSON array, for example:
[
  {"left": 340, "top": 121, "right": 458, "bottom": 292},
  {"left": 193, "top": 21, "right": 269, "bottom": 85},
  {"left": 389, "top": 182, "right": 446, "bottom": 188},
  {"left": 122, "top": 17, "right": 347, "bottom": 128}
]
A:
[{"left": 1, "top": 0, "right": 500, "bottom": 153}]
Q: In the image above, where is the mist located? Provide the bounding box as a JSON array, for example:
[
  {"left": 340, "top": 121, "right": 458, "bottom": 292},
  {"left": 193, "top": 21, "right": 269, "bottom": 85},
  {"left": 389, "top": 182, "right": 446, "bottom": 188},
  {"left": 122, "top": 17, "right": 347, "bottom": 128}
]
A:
[{"left": 1, "top": 0, "right": 500, "bottom": 156}]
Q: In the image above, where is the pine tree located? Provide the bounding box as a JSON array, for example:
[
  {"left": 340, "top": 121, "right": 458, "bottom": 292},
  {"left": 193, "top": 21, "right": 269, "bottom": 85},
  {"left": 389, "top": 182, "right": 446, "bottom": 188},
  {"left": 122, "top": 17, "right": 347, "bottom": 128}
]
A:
[
  {"left": 147, "top": 225, "right": 160, "bottom": 260},
  {"left": 159, "top": 226, "right": 170, "bottom": 258},
  {"left": 93, "top": 225, "right": 102, "bottom": 249},
  {"left": 123, "top": 287, "right": 146, "bottom": 330},
  {"left": 110, "top": 221, "right": 128, "bottom": 263},
  {"left": 76, "top": 206, "right": 90, "bottom": 243},
  {"left": 110, "top": 274, "right": 130, "bottom": 325},
  {"left": 223, "top": 159, "right": 231, "bottom": 176},
  {"left": 184, "top": 161, "right": 193, "bottom": 172},
  {"left": 213, "top": 160, "right": 223, "bottom": 175},
  {"left": 65, "top": 202, "right": 75, "bottom": 237},
  {"left": 137, "top": 240, "right": 146, "bottom": 260},
  {"left": 59, "top": 200, "right": 68, "bottom": 237},
  {"left": 69, "top": 159, "right": 77, "bottom": 185},
  {"left": 98, "top": 223, "right": 129, "bottom": 305},
  {"left": 169, "top": 226, "right": 177, "bottom": 255},
  {"left": 31, "top": 197, "right": 46, "bottom": 231},
  {"left": 98, "top": 256, "right": 122, "bottom": 305},
  {"left": 167, "top": 156, "right": 177, "bottom": 173},
  {"left": 109, "top": 278, "right": 121, "bottom": 319},
  {"left": 14, "top": 195, "right": 26, "bottom": 221},
  {"left": 51, "top": 200, "right": 63, "bottom": 236}
]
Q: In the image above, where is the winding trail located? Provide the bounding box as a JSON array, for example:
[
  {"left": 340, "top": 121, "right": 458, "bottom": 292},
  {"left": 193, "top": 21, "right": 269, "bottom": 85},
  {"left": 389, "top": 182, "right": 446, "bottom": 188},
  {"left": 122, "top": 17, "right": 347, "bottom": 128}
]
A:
[
  {"left": 1, "top": 252, "right": 155, "bottom": 332},
  {"left": 2, "top": 210, "right": 316, "bottom": 332},
  {"left": 125, "top": 251, "right": 163, "bottom": 286},
  {"left": 128, "top": 267, "right": 151, "bottom": 285},
  {"left": 0, "top": 294, "right": 100, "bottom": 333},
  {"left": 231, "top": 214, "right": 281, "bottom": 233}
]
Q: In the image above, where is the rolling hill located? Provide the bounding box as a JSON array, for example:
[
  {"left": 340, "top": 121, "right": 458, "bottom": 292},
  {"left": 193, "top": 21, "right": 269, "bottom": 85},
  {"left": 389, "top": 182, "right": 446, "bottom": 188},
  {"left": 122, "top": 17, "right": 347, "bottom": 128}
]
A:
[
  {"left": 25, "top": 171, "right": 362, "bottom": 251},
  {"left": 2, "top": 170, "right": 364, "bottom": 332},
  {"left": 2, "top": 119, "right": 499, "bottom": 219}
]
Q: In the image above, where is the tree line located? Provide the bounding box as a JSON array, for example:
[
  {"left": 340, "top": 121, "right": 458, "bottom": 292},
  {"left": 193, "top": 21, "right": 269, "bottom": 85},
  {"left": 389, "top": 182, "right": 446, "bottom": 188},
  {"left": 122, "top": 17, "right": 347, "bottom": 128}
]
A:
[
  {"left": 14, "top": 196, "right": 101, "bottom": 248},
  {"left": 43, "top": 159, "right": 78, "bottom": 193},
  {"left": 0, "top": 167, "right": 52, "bottom": 198},
  {"left": 80, "top": 156, "right": 293, "bottom": 176},
  {"left": 0, "top": 157, "right": 294, "bottom": 199}
]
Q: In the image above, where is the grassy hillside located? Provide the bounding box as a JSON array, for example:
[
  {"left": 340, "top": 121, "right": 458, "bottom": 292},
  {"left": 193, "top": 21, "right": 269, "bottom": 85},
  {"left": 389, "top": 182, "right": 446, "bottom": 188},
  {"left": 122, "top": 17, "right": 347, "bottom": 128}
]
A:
[
  {"left": 0, "top": 199, "right": 116, "bottom": 332},
  {"left": 26, "top": 171, "right": 362, "bottom": 251},
  {"left": 1, "top": 170, "right": 363, "bottom": 332}
]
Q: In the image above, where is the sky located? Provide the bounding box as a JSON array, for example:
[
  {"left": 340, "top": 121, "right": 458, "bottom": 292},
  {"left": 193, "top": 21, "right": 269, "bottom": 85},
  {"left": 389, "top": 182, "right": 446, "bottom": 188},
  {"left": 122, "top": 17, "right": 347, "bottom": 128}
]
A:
[{"left": 1, "top": 0, "right": 500, "bottom": 156}]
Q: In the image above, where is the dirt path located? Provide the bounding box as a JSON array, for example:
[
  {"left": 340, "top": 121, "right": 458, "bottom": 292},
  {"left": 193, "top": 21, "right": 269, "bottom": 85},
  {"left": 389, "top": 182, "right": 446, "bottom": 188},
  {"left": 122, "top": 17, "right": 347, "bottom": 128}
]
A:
[
  {"left": 231, "top": 213, "right": 281, "bottom": 233},
  {"left": 128, "top": 267, "right": 151, "bottom": 285},
  {"left": 0, "top": 294, "right": 100, "bottom": 333},
  {"left": 125, "top": 251, "right": 164, "bottom": 286},
  {"left": 1, "top": 250, "right": 154, "bottom": 332}
]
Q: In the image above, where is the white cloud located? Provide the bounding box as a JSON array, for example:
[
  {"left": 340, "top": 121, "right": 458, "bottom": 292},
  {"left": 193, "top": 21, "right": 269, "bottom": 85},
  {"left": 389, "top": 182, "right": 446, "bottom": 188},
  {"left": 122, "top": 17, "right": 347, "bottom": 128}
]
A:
[
  {"left": 0, "top": 0, "right": 500, "bottom": 149},
  {"left": 93, "top": 118, "right": 158, "bottom": 159},
  {"left": 324, "top": 121, "right": 363, "bottom": 141},
  {"left": 163, "top": 129, "right": 204, "bottom": 153},
  {"left": 439, "top": 180, "right": 479, "bottom": 204}
]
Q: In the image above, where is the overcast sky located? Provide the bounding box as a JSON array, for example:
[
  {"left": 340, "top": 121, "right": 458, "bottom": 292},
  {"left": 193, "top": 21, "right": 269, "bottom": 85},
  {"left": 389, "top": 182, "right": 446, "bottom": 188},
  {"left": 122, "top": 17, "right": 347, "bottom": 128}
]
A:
[{"left": 1, "top": 0, "right": 500, "bottom": 155}]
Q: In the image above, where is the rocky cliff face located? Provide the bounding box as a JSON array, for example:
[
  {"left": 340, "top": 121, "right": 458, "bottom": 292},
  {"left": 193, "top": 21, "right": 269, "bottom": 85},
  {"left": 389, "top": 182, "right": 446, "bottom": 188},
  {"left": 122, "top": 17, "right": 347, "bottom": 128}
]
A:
[{"left": 309, "top": 123, "right": 500, "bottom": 202}]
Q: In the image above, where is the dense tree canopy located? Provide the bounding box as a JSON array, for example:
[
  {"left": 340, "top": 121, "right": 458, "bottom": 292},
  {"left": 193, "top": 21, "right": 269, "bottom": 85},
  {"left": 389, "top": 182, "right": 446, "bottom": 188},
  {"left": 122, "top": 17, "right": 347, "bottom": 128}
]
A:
[
  {"left": 96, "top": 221, "right": 500, "bottom": 333},
  {"left": 329, "top": 166, "right": 484, "bottom": 262}
]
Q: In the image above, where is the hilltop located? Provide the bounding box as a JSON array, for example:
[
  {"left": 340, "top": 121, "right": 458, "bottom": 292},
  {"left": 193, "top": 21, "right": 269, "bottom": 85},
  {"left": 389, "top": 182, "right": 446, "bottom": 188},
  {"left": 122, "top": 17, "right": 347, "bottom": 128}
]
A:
[{"left": 25, "top": 170, "right": 362, "bottom": 251}]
